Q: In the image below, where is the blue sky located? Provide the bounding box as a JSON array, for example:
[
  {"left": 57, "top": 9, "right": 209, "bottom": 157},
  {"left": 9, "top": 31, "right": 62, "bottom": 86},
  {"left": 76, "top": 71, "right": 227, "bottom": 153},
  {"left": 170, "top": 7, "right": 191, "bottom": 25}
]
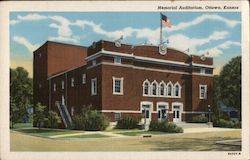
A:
[{"left": 10, "top": 12, "right": 241, "bottom": 77}]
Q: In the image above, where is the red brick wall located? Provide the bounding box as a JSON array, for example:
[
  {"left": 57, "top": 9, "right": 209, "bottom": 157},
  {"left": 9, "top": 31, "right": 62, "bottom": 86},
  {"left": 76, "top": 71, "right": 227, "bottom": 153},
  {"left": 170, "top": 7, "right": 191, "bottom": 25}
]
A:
[{"left": 47, "top": 42, "right": 87, "bottom": 77}]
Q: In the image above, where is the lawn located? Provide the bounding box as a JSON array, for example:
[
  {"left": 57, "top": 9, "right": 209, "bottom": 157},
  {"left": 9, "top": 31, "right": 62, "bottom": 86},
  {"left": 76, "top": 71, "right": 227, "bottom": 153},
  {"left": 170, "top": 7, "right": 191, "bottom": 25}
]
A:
[
  {"left": 10, "top": 130, "right": 241, "bottom": 151},
  {"left": 14, "top": 128, "right": 84, "bottom": 137}
]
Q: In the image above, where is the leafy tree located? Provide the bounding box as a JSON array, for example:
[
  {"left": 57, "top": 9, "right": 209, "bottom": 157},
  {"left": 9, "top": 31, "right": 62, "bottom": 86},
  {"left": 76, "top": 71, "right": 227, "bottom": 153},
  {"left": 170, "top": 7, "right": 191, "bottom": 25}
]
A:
[
  {"left": 33, "top": 103, "right": 47, "bottom": 129},
  {"left": 219, "top": 56, "right": 241, "bottom": 119},
  {"left": 10, "top": 67, "right": 33, "bottom": 126},
  {"left": 10, "top": 96, "right": 19, "bottom": 128},
  {"left": 47, "top": 111, "right": 62, "bottom": 128}
]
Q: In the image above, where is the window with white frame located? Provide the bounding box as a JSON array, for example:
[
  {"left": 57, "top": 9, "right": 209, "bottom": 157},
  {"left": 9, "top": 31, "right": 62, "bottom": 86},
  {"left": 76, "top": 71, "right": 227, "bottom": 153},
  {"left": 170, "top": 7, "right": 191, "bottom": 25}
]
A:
[
  {"left": 71, "top": 107, "right": 74, "bottom": 116},
  {"left": 114, "top": 112, "right": 122, "bottom": 121},
  {"left": 91, "top": 78, "right": 97, "bottom": 95},
  {"left": 159, "top": 82, "right": 165, "bottom": 96},
  {"left": 92, "top": 60, "right": 96, "bottom": 66},
  {"left": 61, "top": 80, "right": 64, "bottom": 90},
  {"left": 71, "top": 78, "right": 74, "bottom": 87},
  {"left": 113, "top": 77, "right": 123, "bottom": 95},
  {"left": 143, "top": 80, "right": 150, "bottom": 95},
  {"left": 151, "top": 81, "right": 158, "bottom": 96},
  {"left": 199, "top": 84, "right": 207, "bottom": 99},
  {"left": 167, "top": 82, "right": 173, "bottom": 96},
  {"left": 174, "top": 82, "right": 181, "bottom": 97},
  {"left": 114, "top": 56, "right": 121, "bottom": 64},
  {"left": 82, "top": 74, "right": 86, "bottom": 84},
  {"left": 200, "top": 68, "right": 206, "bottom": 74},
  {"left": 39, "top": 83, "right": 42, "bottom": 88},
  {"left": 53, "top": 83, "right": 56, "bottom": 92}
]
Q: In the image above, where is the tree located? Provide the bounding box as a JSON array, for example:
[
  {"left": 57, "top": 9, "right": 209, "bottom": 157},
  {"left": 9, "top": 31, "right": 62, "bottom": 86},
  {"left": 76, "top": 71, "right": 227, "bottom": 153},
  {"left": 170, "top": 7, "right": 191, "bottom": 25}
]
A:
[
  {"left": 47, "top": 111, "right": 62, "bottom": 128},
  {"left": 33, "top": 103, "right": 47, "bottom": 129},
  {"left": 10, "top": 67, "right": 33, "bottom": 128},
  {"left": 219, "top": 56, "right": 241, "bottom": 119},
  {"left": 10, "top": 96, "right": 19, "bottom": 128}
]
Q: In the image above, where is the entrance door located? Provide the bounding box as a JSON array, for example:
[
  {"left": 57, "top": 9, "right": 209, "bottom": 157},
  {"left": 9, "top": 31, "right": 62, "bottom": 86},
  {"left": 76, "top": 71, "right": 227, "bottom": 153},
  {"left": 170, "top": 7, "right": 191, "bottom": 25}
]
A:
[
  {"left": 142, "top": 105, "right": 151, "bottom": 124},
  {"left": 173, "top": 105, "right": 182, "bottom": 122},
  {"left": 158, "top": 105, "right": 167, "bottom": 121}
]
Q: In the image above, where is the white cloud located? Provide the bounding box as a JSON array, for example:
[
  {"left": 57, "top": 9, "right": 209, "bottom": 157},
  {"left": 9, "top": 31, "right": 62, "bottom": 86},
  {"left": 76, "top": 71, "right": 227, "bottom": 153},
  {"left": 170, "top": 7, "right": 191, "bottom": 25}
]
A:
[
  {"left": 48, "top": 35, "right": 80, "bottom": 44},
  {"left": 13, "top": 36, "right": 39, "bottom": 53},
  {"left": 197, "top": 40, "right": 241, "bottom": 57},
  {"left": 10, "top": 19, "right": 20, "bottom": 25},
  {"left": 167, "top": 31, "right": 229, "bottom": 53},
  {"left": 17, "top": 14, "right": 47, "bottom": 21},
  {"left": 10, "top": 13, "right": 48, "bottom": 25},
  {"left": 169, "top": 14, "right": 240, "bottom": 32}
]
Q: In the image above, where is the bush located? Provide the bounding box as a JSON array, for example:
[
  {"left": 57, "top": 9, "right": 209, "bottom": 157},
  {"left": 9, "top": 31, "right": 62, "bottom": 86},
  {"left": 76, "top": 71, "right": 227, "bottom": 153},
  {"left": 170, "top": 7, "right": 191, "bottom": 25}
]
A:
[
  {"left": 191, "top": 115, "right": 208, "bottom": 123},
  {"left": 213, "top": 118, "right": 241, "bottom": 128},
  {"left": 72, "top": 106, "right": 109, "bottom": 131},
  {"left": 115, "top": 117, "right": 140, "bottom": 129},
  {"left": 149, "top": 120, "right": 183, "bottom": 133},
  {"left": 47, "top": 111, "right": 62, "bottom": 128}
]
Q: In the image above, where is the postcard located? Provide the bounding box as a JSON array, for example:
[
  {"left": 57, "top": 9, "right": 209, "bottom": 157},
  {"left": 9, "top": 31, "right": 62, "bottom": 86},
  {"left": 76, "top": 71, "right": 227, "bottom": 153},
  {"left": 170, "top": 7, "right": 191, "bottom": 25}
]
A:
[{"left": 0, "top": 1, "right": 249, "bottom": 160}]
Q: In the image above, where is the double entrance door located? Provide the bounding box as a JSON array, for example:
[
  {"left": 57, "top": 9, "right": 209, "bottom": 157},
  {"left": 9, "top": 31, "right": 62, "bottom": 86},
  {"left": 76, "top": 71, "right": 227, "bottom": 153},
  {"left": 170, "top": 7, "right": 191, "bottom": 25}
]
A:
[{"left": 173, "top": 105, "right": 182, "bottom": 123}]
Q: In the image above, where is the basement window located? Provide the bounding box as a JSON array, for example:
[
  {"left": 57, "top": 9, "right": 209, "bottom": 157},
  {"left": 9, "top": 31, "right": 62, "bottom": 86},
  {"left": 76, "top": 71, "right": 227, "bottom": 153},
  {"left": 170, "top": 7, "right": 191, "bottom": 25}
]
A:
[{"left": 114, "top": 112, "right": 121, "bottom": 121}]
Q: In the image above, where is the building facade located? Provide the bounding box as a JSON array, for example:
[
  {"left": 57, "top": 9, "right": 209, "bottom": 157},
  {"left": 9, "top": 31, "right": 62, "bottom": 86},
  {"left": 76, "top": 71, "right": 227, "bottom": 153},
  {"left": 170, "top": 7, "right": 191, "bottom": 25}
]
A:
[{"left": 33, "top": 40, "right": 213, "bottom": 128}]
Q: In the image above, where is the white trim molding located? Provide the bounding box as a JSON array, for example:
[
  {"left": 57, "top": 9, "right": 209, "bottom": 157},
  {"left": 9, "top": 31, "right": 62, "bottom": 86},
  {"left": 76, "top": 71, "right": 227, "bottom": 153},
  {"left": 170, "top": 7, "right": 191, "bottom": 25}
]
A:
[{"left": 112, "top": 77, "right": 124, "bottom": 95}]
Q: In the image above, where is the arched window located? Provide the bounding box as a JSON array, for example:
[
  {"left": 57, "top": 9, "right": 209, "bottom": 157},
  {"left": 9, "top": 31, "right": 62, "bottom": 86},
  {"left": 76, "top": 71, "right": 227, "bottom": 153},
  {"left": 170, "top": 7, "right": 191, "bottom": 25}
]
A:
[
  {"left": 159, "top": 82, "right": 165, "bottom": 96},
  {"left": 174, "top": 82, "right": 181, "bottom": 97},
  {"left": 143, "top": 80, "right": 150, "bottom": 95},
  {"left": 151, "top": 81, "right": 158, "bottom": 96},
  {"left": 167, "top": 82, "right": 173, "bottom": 96}
]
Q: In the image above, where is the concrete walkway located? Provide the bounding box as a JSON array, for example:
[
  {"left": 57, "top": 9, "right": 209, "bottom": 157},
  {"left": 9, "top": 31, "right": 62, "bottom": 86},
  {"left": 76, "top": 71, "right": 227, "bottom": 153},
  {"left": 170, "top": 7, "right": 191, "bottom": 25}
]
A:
[{"left": 50, "top": 131, "right": 127, "bottom": 138}]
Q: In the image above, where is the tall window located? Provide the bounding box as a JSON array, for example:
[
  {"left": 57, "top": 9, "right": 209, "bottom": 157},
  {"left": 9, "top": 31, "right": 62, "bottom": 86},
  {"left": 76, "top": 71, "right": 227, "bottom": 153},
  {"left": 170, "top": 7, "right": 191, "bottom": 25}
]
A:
[
  {"left": 61, "top": 80, "right": 64, "bottom": 90},
  {"left": 53, "top": 83, "right": 56, "bottom": 92},
  {"left": 112, "top": 77, "right": 124, "bottom": 95},
  {"left": 114, "top": 57, "right": 121, "bottom": 64},
  {"left": 159, "top": 82, "right": 165, "bottom": 96},
  {"left": 91, "top": 78, "right": 97, "bottom": 95},
  {"left": 71, "top": 78, "right": 74, "bottom": 87},
  {"left": 199, "top": 84, "right": 207, "bottom": 99},
  {"left": 143, "top": 80, "right": 150, "bottom": 95},
  {"left": 200, "top": 68, "right": 206, "bottom": 74},
  {"left": 174, "top": 82, "right": 181, "bottom": 97},
  {"left": 82, "top": 74, "right": 86, "bottom": 84},
  {"left": 152, "top": 81, "right": 158, "bottom": 96},
  {"left": 167, "top": 82, "right": 173, "bottom": 96},
  {"left": 92, "top": 60, "right": 96, "bottom": 66}
]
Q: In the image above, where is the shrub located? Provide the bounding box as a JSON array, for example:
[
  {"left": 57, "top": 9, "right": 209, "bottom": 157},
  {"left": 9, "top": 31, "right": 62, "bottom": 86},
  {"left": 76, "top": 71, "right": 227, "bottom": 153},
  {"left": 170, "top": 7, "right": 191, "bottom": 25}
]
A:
[
  {"left": 115, "top": 117, "right": 140, "bottom": 129},
  {"left": 191, "top": 115, "right": 208, "bottom": 123},
  {"left": 47, "top": 111, "right": 62, "bottom": 128},
  {"left": 149, "top": 120, "right": 183, "bottom": 133},
  {"left": 213, "top": 118, "right": 241, "bottom": 128},
  {"left": 72, "top": 106, "right": 109, "bottom": 131}
]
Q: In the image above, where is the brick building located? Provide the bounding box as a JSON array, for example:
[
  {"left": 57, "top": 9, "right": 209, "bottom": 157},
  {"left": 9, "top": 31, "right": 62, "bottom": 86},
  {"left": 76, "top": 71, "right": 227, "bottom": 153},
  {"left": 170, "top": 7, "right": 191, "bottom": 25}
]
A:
[{"left": 33, "top": 40, "right": 213, "bottom": 128}]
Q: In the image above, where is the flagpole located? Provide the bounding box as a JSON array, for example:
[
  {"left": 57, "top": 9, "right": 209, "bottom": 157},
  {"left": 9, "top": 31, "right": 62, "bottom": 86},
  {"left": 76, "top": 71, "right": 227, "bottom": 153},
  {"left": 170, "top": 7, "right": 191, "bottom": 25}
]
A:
[{"left": 160, "top": 13, "right": 162, "bottom": 45}]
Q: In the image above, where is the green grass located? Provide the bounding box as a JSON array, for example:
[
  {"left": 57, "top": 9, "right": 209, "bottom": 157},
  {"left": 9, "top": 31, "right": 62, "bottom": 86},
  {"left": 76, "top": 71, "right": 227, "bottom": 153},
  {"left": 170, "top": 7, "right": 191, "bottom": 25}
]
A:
[
  {"left": 13, "top": 123, "right": 33, "bottom": 129},
  {"left": 62, "top": 134, "right": 110, "bottom": 139},
  {"left": 14, "top": 128, "right": 83, "bottom": 137}
]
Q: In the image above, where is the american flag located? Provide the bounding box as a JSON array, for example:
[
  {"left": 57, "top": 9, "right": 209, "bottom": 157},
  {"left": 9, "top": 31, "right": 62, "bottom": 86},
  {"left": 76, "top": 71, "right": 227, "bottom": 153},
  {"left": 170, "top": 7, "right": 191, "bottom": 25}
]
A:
[{"left": 161, "top": 14, "right": 171, "bottom": 28}]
